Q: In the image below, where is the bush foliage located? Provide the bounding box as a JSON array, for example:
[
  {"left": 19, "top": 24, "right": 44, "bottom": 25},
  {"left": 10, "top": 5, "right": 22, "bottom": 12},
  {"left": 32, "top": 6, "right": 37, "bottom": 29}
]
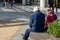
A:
[{"left": 47, "top": 19, "right": 60, "bottom": 38}]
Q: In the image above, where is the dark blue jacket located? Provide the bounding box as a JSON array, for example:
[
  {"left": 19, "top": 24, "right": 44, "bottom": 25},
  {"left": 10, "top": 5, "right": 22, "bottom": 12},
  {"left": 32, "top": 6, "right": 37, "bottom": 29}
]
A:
[{"left": 29, "top": 10, "right": 45, "bottom": 32}]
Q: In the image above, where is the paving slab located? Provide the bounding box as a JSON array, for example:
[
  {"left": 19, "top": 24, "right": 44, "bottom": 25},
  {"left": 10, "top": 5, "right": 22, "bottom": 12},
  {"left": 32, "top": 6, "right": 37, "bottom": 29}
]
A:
[{"left": 0, "top": 24, "right": 19, "bottom": 40}]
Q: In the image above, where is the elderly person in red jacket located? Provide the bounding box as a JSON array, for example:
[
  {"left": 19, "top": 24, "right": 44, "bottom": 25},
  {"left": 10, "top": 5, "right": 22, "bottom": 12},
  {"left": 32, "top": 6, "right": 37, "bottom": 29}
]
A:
[{"left": 44, "top": 8, "right": 57, "bottom": 30}]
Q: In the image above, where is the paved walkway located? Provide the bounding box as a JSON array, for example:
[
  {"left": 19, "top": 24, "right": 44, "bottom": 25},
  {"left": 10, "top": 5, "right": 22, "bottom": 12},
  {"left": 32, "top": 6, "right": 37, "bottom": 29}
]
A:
[
  {"left": 11, "top": 25, "right": 29, "bottom": 40},
  {"left": 0, "top": 4, "right": 30, "bottom": 40},
  {"left": 0, "top": 26, "right": 19, "bottom": 40},
  {"left": 0, "top": 5, "right": 33, "bottom": 12}
]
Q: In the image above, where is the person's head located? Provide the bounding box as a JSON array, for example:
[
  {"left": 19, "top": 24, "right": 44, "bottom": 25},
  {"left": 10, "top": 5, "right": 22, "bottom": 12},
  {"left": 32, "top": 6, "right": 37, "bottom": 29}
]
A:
[
  {"left": 47, "top": 9, "right": 52, "bottom": 12},
  {"left": 46, "top": 8, "right": 53, "bottom": 14},
  {"left": 33, "top": 6, "right": 40, "bottom": 12}
]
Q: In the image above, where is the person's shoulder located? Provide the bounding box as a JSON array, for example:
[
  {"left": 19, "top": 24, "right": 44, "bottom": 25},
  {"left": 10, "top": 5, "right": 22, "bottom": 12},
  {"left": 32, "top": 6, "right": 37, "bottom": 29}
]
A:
[
  {"left": 40, "top": 12, "right": 45, "bottom": 16},
  {"left": 30, "top": 13, "right": 35, "bottom": 17},
  {"left": 41, "top": 12, "right": 45, "bottom": 15}
]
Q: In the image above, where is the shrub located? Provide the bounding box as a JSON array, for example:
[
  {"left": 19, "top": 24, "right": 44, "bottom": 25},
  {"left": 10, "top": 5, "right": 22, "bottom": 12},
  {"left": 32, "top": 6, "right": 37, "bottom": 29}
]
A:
[{"left": 47, "top": 19, "right": 60, "bottom": 38}]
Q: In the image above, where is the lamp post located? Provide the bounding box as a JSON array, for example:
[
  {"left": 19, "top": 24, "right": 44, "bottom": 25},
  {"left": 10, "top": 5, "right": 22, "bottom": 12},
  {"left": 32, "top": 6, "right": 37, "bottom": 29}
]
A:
[{"left": 22, "top": 0, "right": 26, "bottom": 5}]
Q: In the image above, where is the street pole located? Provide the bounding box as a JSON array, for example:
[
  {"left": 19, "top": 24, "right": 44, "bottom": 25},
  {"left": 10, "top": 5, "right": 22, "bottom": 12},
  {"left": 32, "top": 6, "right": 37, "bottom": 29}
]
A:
[
  {"left": 22, "top": 0, "right": 26, "bottom": 5},
  {"left": 40, "top": 0, "right": 45, "bottom": 10}
]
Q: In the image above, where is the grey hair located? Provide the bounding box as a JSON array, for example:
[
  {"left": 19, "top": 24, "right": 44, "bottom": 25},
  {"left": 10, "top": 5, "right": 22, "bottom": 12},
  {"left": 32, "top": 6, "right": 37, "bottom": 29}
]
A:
[{"left": 33, "top": 6, "right": 40, "bottom": 12}]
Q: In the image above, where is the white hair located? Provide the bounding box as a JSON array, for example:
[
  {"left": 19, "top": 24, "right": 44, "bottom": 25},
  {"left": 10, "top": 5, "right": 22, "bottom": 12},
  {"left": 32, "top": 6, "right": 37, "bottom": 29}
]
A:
[{"left": 33, "top": 6, "right": 39, "bottom": 12}]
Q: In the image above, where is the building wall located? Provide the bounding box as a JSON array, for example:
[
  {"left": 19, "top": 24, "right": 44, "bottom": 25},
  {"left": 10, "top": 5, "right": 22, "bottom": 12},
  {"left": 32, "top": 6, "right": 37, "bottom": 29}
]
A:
[
  {"left": 56, "top": 0, "right": 60, "bottom": 7},
  {"left": 45, "top": 0, "right": 60, "bottom": 7},
  {"left": 58, "top": 0, "right": 60, "bottom": 7},
  {"left": 25, "top": 0, "right": 40, "bottom": 5},
  {"left": 1, "top": 0, "right": 60, "bottom": 7}
]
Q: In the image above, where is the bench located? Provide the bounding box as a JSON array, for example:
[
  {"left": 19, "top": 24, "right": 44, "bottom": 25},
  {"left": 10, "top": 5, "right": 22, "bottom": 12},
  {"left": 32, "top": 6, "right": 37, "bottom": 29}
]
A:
[{"left": 28, "top": 32, "right": 53, "bottom": 40}]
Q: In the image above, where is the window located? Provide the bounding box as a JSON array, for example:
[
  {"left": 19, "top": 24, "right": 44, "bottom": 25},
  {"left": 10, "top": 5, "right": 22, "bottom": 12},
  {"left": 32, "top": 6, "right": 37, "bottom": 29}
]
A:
[
  {"left": 26, "top": 0, "right": 40, "bottom": 5},
  {"left": 33, "top": 0, "right": 40, "bottom": 5}
]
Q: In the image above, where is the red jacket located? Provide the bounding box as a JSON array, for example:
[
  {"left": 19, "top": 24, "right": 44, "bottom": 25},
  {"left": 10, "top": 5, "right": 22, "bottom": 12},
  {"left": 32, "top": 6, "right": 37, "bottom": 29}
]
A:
[{"left": 44, "top": 12, "right": 55, "bottom": 28}]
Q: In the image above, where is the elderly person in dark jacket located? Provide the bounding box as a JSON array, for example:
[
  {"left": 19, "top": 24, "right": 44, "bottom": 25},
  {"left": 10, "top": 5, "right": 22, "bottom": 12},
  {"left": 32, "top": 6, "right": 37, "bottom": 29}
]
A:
[{"left": 23, "top": 7, "right": 45, "bottom": 40}]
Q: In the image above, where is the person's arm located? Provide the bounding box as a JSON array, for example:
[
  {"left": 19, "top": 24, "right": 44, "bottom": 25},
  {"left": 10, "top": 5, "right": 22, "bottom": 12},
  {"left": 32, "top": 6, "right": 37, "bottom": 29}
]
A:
[
  {"left": 44, "top": 15, "right": 50, "bottom": 28},
  {"left": 29, "top": 15, "right": 34, "bottom": 28}
]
